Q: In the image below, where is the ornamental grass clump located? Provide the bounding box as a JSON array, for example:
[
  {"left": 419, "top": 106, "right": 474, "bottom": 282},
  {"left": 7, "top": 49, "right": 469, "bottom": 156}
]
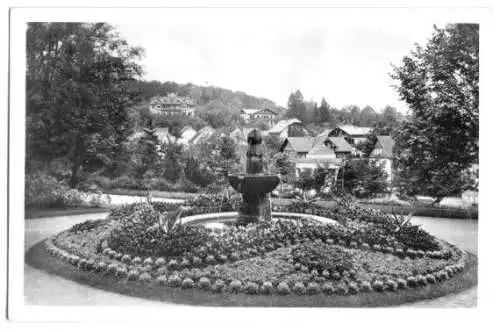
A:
[
  {"left": 143, "top": 257, "right": 154, "bottom": 265},
  {"left": 132, "top": 257, "right": 142, "bottom": 265}
]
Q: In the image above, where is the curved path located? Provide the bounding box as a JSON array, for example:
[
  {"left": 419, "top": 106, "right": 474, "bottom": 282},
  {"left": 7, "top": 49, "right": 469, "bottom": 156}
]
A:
[{"left": 24, "top": 212, "right": 477, "bottom": 307}]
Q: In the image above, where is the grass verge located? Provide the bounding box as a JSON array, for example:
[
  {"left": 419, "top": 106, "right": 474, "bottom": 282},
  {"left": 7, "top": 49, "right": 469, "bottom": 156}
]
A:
[{"left": 25, "top": 240, "right": 477, "bottom": 307}]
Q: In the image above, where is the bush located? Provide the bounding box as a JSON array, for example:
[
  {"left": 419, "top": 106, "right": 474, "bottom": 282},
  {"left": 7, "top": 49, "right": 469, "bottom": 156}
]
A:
[
  {"left": 156, "top": 275, "right": 167, "bottom": 286},
  {"left": 322, "top": 282, "right": 335, "bottom": 295},
  {"left": 261, "top": 282, "right": 274, "bottom": 295},
  {"left": 307, "top": 282, "right": 321, "bottom": 295},
  {"left": 360, "top": 281, "right": 372, "bottom": 292},
  {"left": 229, "top": 280, "right": 243, "bottom": 293},
  {"left": 212, "top": 279, "right": 226, "bottom": 293},
  {"left": 277, "top": 282, "right": 291, "bottom": 295},
  {"left": 372, "top": 280, "right": 384, "bottom": 292},
  {"left": 181, "top": 278, "right": 194, "bottom": 289},
  {"left": 139, "top": 272, "right": 152, "bottom": 283},
  {"left": 127, "top": 269, "right": 140, "bottom": 281},
  {"left": 198, "top": 277, "right": 211, "bottom": 290},
  {"left": 167, "top": 275, "right": 182, "bottom": 287},
  {"left": 292, "top": 282, "right": 306, "bottom": 295}
]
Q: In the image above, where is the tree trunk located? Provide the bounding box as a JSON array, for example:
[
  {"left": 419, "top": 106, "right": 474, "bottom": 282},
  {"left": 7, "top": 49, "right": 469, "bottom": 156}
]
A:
[
  {"left": 69, "top": 163, "right": 79, "bottom": 188},
  {"left": 430, "top": 196, "right": 443, "bottom": 207}
]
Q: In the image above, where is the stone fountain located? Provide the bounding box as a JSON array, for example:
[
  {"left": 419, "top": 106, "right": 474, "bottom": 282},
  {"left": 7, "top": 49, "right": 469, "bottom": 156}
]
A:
[{"left": 228, "top": 129, "right": 280, "bottom": 224}]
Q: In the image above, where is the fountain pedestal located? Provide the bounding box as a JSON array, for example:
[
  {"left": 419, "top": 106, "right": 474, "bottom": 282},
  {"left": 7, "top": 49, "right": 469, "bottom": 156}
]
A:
[{"left": 228, "top": 129, "right": 280, "bottom": 225}]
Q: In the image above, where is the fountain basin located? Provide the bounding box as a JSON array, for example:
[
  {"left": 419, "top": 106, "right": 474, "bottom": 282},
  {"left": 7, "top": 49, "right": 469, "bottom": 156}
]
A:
[
  {"left": 228, "top": 173, "right": 280, "bottom": 195},
  {"left": 180, "top": 211, "right": 338, "bottom": 229}
]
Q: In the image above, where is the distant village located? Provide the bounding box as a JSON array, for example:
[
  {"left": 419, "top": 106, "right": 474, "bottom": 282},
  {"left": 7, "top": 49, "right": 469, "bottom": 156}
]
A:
[{"left": 141, "top": 93, "right": 396, "bottom": 185}]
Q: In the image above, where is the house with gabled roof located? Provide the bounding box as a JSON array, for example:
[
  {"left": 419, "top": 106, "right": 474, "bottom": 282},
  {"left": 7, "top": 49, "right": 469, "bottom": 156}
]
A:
[
  {"left": 329, "top": 124, "right": 373, "bottom": 145},
  {"left": 280, "top": 137, "right": 315, "bottom": 159},
  {"left": 369, "top": 135, "right": 395, "bottom": 183},
  {"left": 241, "top": 108, "right": 277, "bottom": 125},
  {"left": 189, "top": 126, "right": 215, "bottom": 145},
  {"left": 267, "top": 118, "right": 310, "bottom": 139}
]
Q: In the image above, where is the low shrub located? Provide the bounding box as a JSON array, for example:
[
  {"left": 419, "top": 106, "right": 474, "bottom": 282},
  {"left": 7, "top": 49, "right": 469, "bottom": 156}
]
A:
[
  {"left": 292, "top": 282, "right": 306, "bottom": 295},
  {"left": 261, "top": 282, "right": 274, "bottom": 295},
  {"left": 167, "top": 275, "right": 182, "bottom": 287},
  {"left": 372, "top": 280, "right": 384, "bottom": 292},
  {"left": 229, "top": 280, "right": 243, "bottom": 293},
  {"left": 407, "top": 276, "right": 418, "bottom": 287},
  {"left": 385, "top": 279, "right": 398, "bottom": 292},
  {"left": 347, "top": 282, "right": 359, "bottom": 294},
  {"left": 155, "top": 275, "right": 167, "bottom": 286},
  {"left": 212, "top": 279, "right": 226, "bottom": 293},
  {"left": 360, "top": 281, "right": 372, "bottom": 292},
  {"left": 198, "top": 277, "right": 211, "bottom": 290},
  {"left": 139, "top": 272, "right": 152, "bottom": 283},
  {"left": 307, "top": 282, "right": 321, "bottom": 295},
  {"left": 277, "top": 282, "right": 291, "bottom": 295},
  {"left": 181, "top": 278, "right": 194, "bottom": 289},
  {"left": 127, "top": 269, "right": 140, "bottom": 281},
  {"left": 322, "top": 282, "right": 335, "bottom": 295},
  {"left": 335, "top": 284, "right": 348, "bottom": 295},
  {"left": 425, "top": 274, "right": 437, "bottom": 284},
  {"left": 245, "top": 282, "right": 259, "bottom": 295},
  {"left": 155, "top": 257, "right": 166, "bottom": 266},
  {"left": 144, "top": 257, "right": 154, "bottom": 265},
  {"left": 396, "top": 278, "right": 408, "bottom": 289}
]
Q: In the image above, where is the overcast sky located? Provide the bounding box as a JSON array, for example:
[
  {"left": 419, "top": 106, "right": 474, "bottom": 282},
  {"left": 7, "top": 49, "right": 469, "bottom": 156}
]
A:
[{"left": 112, "top": 8, "right": 465, "bottom": 112}]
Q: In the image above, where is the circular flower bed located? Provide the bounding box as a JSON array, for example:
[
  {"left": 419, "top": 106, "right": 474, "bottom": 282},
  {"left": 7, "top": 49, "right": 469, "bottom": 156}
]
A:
[{"left": 41, "top": 199, "right": 471, "bottom": 302}]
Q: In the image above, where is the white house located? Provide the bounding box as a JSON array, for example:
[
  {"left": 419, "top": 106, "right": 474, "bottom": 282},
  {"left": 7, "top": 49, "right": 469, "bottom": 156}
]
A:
[
  {"left": 150, "top": 93, "right": 196, "bottom": 116},
  {"left": 240, "top": 108, "right": 277, "bottom": 125},
  {"left": 369, "top": 135, "right": 395, "bottom": 183},
  {"left": 267, "top": 118, "right": 310, "bottom": 140},
  {"left": 329, "top": 124, "right": 373, "bottom": 145},
  {"left": 178, "top": 126, "right": 198, "bottom": 145}
]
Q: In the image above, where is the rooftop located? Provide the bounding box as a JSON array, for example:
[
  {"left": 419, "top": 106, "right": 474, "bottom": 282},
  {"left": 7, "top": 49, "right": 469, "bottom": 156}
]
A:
[
  {"left": 370, "top": 135, "right": 395, "bottom": 158},
  {"left": 268, "top": 118, "right": 302, "bottom": 134},
  {"left": 326, "top": 136, "right": 354, "bottom": 153},
  {"left": 283, "top": 137, "right": 315, "bottom": 153},
  {"left": 338, "top": 124, "right": 373, "bottom": 136}
]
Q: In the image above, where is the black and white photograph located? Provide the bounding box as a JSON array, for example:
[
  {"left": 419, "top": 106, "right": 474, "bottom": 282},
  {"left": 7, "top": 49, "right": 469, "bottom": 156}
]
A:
[{"left": 5, "top": 1, "right": 499, "bottom": 328}]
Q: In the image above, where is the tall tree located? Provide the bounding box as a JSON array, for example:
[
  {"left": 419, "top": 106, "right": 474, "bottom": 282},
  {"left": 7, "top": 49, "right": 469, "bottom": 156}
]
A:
[
  {"left": 315, "top": 98, "right": 331, "bottom": 123},
  {"left": 286, "top": 90, "right": 306, "bottom": 121},
  {"left": 390, "top": 24, "right": 479, "bottom": 204},
  {"left": 26, "top": 23, "right": 143, "bottom": 187}
]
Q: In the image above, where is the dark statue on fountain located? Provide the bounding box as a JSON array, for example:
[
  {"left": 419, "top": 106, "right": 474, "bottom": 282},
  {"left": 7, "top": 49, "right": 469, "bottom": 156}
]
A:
[{"left": 228, "top": 129, "right": 280, "bottom": 224}]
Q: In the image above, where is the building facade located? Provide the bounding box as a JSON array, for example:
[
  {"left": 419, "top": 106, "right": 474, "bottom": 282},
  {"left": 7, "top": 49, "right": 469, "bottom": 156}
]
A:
[{"left": 150, "top": 93, "right": 196, "bottom": 116}]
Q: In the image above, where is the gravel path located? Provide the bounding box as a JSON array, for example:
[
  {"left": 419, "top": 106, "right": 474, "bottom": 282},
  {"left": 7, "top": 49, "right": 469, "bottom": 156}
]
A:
[{"left": 24, "top": 209, "right": 478, "bottom": 307}]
